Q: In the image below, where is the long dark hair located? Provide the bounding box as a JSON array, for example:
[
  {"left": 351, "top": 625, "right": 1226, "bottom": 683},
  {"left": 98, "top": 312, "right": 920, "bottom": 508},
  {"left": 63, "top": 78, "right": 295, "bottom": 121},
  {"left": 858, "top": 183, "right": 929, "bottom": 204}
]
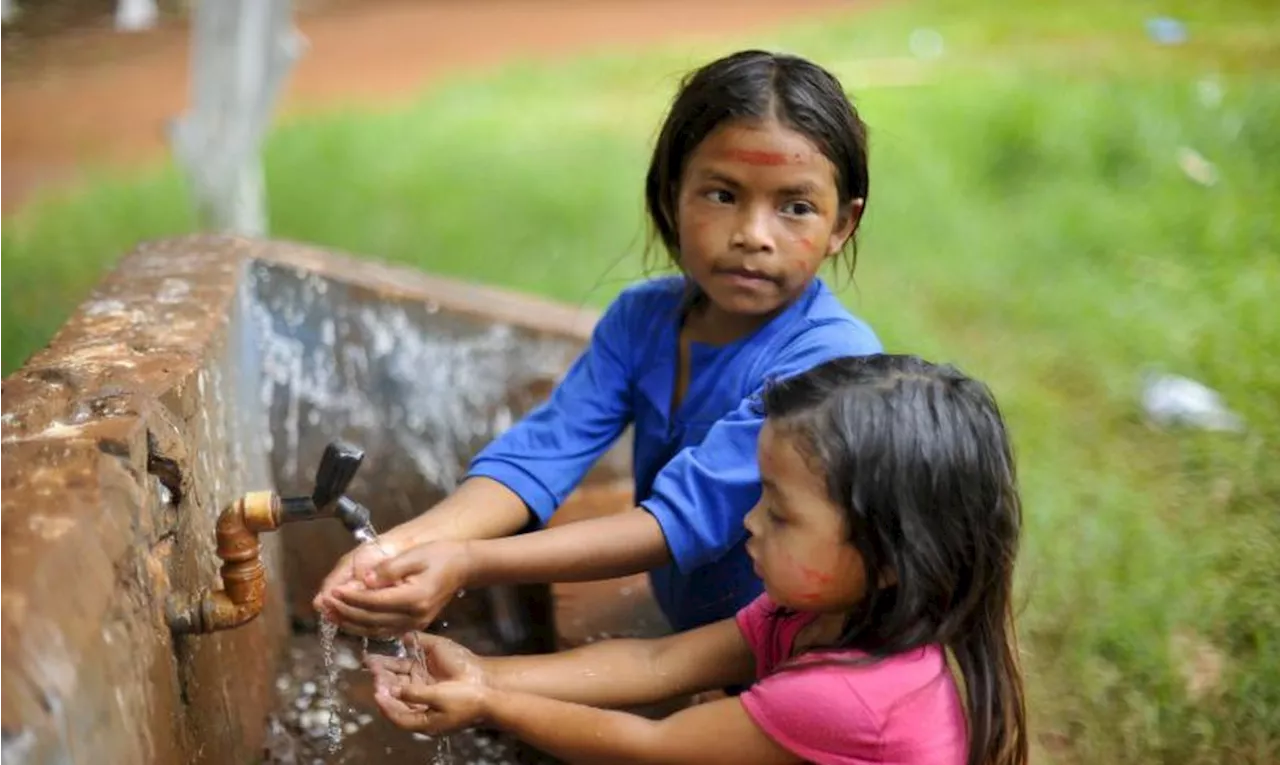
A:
[
  {"left": 761, "top": 354, "right": 1028, "bottom": 765},
  {"left": 644, "top": 49, "right": 870, "bottom": 279}
]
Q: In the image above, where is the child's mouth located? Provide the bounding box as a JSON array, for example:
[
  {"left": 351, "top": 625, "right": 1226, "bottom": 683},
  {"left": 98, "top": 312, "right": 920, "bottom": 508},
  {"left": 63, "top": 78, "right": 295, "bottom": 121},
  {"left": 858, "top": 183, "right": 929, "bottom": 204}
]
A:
[{"left": 716, "top": 267, "right": 778, "bottom": 291}]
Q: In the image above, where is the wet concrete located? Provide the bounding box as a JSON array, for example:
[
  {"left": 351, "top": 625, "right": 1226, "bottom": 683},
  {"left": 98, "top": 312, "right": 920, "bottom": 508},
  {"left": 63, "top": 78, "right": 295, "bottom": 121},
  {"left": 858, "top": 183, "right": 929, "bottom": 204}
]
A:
[
  {"left": 2, "top": 234, "right": 647, "bottom": 764},
  {"left": 2, "top": 236, "right": 285, "bottom": 765}
]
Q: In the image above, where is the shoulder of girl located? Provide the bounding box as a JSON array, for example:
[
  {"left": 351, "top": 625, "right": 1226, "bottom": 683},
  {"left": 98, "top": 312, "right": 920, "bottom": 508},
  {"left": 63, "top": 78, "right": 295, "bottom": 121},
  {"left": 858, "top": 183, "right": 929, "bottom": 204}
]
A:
[{"left": 831, "top": 645, "right": 951, "bottom": 692}]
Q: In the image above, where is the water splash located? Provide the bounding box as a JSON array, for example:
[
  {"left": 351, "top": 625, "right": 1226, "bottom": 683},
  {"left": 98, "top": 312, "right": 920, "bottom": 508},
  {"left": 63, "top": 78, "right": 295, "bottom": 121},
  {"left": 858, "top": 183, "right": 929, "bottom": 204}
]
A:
[{"left": 318, "top": 615, "right": 343, "bottom": 754}]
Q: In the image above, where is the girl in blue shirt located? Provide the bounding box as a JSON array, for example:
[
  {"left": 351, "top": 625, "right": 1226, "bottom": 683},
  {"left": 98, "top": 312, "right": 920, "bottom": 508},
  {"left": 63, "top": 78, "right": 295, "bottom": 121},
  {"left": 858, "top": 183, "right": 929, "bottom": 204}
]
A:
[{"left": 318, "top": 49, "right": 883, "bottom": 637}]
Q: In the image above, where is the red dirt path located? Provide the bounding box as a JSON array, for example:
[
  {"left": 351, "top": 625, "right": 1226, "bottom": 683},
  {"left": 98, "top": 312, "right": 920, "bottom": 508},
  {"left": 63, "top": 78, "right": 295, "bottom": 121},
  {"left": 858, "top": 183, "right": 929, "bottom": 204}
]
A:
[{"left": 2, "top": 0, "right": 865, "bottom": 213}]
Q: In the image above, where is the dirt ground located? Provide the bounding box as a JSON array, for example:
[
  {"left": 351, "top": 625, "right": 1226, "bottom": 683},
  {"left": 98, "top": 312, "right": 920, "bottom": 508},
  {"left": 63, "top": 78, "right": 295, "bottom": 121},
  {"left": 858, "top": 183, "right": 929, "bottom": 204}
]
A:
[{"left": 1, "top": 0, "right": 866, "bottom": 213}]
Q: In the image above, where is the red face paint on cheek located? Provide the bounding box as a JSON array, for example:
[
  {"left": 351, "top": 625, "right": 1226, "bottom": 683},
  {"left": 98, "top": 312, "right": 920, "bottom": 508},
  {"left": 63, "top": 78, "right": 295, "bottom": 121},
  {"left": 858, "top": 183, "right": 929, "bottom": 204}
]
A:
[
  {"left": 726, "top": 149, "right": 790, "bottom": 166},
  {"left": 799, "top": 566, "right": 835, "bottom": 585}
]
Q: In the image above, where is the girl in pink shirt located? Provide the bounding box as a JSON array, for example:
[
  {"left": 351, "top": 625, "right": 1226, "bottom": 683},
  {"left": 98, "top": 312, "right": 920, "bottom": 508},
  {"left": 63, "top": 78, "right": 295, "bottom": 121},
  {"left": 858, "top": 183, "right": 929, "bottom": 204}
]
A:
[{"left": 368, "top": 353, "right": 1028, "bottom": 765}]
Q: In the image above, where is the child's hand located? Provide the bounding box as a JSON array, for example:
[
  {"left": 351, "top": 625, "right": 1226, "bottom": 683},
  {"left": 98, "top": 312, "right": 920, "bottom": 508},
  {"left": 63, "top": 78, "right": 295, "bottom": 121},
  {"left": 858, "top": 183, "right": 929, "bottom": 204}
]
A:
[
  {"left": 364, "top": 633, "right": 488, "bottom": 689},
  {"left": 312, "top": 539, "right": 400, "bottom": 619},
  {"left": 407, "top": 632, "right": 489, "bottom": 686},
  {"left": 321, "top": 540, "right": 474, "bottom": 638},
  {"left": 366, "top": 653, "right": 436, "bottom": 697},
  {"left": 373, "top": 680, "right": 488, "bottom": 736}
]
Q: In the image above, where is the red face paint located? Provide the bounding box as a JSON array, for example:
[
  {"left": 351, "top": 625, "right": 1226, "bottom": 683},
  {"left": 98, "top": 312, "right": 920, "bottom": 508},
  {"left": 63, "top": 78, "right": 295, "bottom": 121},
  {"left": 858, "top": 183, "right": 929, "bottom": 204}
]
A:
[
  {"left": 726, "top": 149, "right": 791, "bottom": 166},
  {"left": 799, "top": 565, "right": 834, "bottom": 585}
]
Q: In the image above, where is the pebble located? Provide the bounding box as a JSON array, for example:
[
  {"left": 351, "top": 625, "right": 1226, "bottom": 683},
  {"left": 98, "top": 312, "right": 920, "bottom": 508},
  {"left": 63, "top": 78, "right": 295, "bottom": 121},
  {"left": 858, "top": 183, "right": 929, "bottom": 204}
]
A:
[{"left": 335, "top": 647, "right": 362, "bottom": 671}]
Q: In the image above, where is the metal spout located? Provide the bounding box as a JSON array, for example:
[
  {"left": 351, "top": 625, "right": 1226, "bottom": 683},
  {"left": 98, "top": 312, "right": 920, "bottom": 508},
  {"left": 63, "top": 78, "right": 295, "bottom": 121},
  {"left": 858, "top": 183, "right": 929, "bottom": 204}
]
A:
[{"left": 277, "top": 441, "right": 373, "bottom": 532}]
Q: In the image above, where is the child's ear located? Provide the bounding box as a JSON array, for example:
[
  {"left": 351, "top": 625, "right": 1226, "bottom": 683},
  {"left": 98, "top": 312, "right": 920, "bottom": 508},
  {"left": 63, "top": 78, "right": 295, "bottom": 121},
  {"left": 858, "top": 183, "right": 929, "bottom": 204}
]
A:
[{"left": 825, "top": 198, "right": 865, "bottom": 258}]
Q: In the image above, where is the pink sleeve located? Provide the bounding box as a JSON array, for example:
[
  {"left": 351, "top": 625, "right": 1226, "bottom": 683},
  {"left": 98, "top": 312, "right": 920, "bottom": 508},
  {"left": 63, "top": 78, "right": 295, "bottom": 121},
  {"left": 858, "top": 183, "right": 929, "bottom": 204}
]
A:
[{"left": 739, "top": 666, "right": 880, "bottom": 764}]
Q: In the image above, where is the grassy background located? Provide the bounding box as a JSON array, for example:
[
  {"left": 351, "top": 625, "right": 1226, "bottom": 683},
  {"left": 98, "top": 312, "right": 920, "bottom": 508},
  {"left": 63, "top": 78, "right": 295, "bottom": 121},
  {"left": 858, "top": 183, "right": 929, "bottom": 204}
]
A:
[{"left": 3, "top": 0, "right": 1278, "bottom": 761}]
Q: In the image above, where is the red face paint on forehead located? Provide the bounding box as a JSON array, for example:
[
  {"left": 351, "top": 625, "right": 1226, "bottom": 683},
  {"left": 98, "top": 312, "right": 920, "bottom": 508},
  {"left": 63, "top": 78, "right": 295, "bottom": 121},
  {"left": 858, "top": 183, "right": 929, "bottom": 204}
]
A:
[{"left": 724, "top": 148, "right": 793, "bottom": 166}]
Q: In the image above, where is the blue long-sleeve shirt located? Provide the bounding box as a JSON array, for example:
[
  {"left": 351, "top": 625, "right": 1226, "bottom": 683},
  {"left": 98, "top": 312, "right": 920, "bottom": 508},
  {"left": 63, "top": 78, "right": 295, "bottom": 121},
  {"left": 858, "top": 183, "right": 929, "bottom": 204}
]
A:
[{"left": 467, "top": 276, "right": 882, "bottom": 631}]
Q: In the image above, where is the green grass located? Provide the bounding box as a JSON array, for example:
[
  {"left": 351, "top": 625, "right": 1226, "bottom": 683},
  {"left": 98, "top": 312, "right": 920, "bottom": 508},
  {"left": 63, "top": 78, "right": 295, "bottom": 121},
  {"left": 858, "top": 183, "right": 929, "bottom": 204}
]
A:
[{"left": 4, "top": 0, "right": 1279, "bottom": 761}]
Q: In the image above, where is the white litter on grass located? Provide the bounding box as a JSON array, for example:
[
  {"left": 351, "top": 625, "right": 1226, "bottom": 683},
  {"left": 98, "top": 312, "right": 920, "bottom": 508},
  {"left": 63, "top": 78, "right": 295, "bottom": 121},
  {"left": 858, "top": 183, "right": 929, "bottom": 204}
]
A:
[{"left": 1141, "top": 372, "right": 1244, "bottom": 432}]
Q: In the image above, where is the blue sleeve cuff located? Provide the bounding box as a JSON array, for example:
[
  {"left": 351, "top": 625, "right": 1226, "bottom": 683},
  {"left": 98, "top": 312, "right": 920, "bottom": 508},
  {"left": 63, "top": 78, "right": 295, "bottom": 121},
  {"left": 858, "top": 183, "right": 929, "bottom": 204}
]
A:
[
  {"left": 639, "top": 492, "right": 710, "bottom": 575},
  {"left": 466, "top": 458, "right": 560, "bottom": 526}
]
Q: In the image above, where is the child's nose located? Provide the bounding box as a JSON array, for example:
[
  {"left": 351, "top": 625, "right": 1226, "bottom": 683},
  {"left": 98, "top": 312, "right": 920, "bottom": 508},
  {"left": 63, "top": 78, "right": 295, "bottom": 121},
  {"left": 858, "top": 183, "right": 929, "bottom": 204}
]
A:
[
  {"left": 732, "top": 206, "right": 775, "bottom": 253},
  {"left": 743, "top": 503, "right": 761, "bottom": 535}
]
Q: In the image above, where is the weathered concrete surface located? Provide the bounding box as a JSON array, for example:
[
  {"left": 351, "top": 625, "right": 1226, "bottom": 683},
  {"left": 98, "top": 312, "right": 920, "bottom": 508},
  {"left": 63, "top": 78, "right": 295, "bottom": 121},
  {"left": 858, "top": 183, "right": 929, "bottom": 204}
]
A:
[
  {"left": 1, "top": 234, "right": 638, "bottom": 763},
  {"left": 1, "top": 236, "right": 282, "bottom": 765}
]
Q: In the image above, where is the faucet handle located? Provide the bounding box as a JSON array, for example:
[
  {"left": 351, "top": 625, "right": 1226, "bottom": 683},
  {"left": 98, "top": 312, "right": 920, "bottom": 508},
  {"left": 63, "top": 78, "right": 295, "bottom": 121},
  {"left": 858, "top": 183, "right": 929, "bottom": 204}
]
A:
[{"left": 313, "top": 440, "right": 364, "bottom": 510}]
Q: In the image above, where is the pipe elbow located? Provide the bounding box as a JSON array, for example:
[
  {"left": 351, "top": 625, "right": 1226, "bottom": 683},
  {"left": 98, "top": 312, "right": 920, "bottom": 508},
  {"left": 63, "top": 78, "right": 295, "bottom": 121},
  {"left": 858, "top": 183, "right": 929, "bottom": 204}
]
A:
[{"left": 168, "top": 491, "right": 279, "bottom": 634}]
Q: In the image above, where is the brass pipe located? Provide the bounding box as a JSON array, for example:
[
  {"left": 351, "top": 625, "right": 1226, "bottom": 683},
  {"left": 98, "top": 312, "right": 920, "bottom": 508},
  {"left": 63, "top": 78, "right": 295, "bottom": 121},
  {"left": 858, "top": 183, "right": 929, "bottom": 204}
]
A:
[
  {"left": 166, "top": 491, "right": 282, "bottom": 634},
  {"left": 166, "top": 441, "right": 377, "bottom": 635}
]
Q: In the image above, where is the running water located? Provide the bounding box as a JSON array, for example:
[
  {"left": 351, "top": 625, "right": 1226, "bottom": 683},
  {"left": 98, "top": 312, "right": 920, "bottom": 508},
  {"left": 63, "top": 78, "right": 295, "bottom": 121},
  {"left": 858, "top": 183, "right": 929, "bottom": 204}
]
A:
[
  {"left": 318, "top": 615, "right": 343, "bottom": 754},
  {"left": 350, "top": 527, "right": 408, "bottom": 659},
  {"left": 345, "top": 524, "right": 458, "bottom": 761}
]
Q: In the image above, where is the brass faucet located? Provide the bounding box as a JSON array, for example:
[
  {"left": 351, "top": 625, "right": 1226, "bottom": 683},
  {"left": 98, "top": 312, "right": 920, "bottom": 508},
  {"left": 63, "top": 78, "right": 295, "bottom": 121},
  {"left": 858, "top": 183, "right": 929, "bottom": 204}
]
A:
[{"left": 166, "top": 441, "right": 376, "bottom": 634}]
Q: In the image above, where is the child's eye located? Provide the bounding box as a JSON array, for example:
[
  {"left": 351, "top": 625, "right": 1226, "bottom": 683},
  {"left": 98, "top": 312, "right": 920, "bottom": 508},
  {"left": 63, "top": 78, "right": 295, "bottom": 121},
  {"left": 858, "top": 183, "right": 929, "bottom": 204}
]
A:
[
  {"left": 781, "top": 200, "right": 817, "bottom": 217},
  {"left": 705, "top": 189, "right": 735, "bottom": 204},
  {"left": 766, "top": 507, "right": 786, "bottom": 525}
]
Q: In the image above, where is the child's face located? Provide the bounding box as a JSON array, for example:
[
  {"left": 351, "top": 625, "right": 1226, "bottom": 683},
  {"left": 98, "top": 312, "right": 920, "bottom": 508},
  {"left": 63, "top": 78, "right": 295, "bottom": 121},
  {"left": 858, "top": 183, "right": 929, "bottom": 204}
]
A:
[
  {"left": 744, "top": 421, "right": 866, "bottom": 612},
  {"left": 675, "top": 118, "right": 859, "bottom": 319}
]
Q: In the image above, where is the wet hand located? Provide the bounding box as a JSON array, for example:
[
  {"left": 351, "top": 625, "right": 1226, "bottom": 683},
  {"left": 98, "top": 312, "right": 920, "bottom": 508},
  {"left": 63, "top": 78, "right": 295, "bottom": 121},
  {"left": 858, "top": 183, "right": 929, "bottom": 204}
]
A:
[
  {"left": 373, "top": 680, "right": 489, "bottom": 736},
  {"left": 321, "top": 540, "right": 474, "bottom": 638},
  {"left": 363, "top": 633, "right": 487, "bottom": 689},
  {"left": 312, "top": 539, "right": 401, "bottom": 619},
  {"left": 366, "top": 653, "right": 435, "bottom": 696},
  {"left": 409, "top": 632, "right": 488, "bottom": 686}
]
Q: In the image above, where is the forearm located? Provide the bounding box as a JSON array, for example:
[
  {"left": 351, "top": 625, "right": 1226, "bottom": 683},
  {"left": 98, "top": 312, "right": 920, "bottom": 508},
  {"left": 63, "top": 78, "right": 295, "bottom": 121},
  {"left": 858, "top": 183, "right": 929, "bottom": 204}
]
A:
[
  {"left": 482, "top": 689, "right": 667, "bottom": 765},
  {"left": 482, "top": 637, "right": 681, "bottom": 708},
  {"left": 383, "top": 477, "right": 531, "bottom": 548},
  {"left": 466, "top": 507, "right": 671, "bottom": 587}
]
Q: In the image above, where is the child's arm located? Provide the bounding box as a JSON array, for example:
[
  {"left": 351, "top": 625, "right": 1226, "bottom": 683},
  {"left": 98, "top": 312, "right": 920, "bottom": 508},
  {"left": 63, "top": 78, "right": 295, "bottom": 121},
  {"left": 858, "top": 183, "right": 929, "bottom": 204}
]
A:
[
  {"left": 378, "top": 686, "right": 799, "bottom": 765},
  {"left": 315, "top": 477, "right": 531, "bottom": 604},
  {"left": 481, "top": 616, "right": 754, "bottom": 706},
  {"left": 371, "top": 619, "right": 786, "bottom": 764},
  {"left": 324, "top": 507, "right": 669, "bottom": 633},
  {"left": 326, "top": 389, "right": 763, "bottom": 632},
  {"left": 316, "top": 292, "right": 639, "bottom": 618},
  {"left": 369, "top": 617, "right": 754, "bottom": 709}
]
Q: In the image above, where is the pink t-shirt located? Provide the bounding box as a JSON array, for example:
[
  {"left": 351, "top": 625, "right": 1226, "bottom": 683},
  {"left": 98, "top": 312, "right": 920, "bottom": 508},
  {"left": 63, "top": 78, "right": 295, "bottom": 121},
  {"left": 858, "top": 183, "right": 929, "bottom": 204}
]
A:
[{"left": 736, "top": 595, "right": 967, "bottom": 765}]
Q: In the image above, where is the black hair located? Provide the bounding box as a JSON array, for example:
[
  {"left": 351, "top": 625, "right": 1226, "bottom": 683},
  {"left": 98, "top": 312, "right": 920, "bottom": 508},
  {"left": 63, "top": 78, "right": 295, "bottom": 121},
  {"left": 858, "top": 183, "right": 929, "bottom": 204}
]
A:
[
  {"left": 761, "top": 354, "right": 1028, "bottom": 765},
  {"left": 644, "top": 49, "right": 870, "bottom": 280}
]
